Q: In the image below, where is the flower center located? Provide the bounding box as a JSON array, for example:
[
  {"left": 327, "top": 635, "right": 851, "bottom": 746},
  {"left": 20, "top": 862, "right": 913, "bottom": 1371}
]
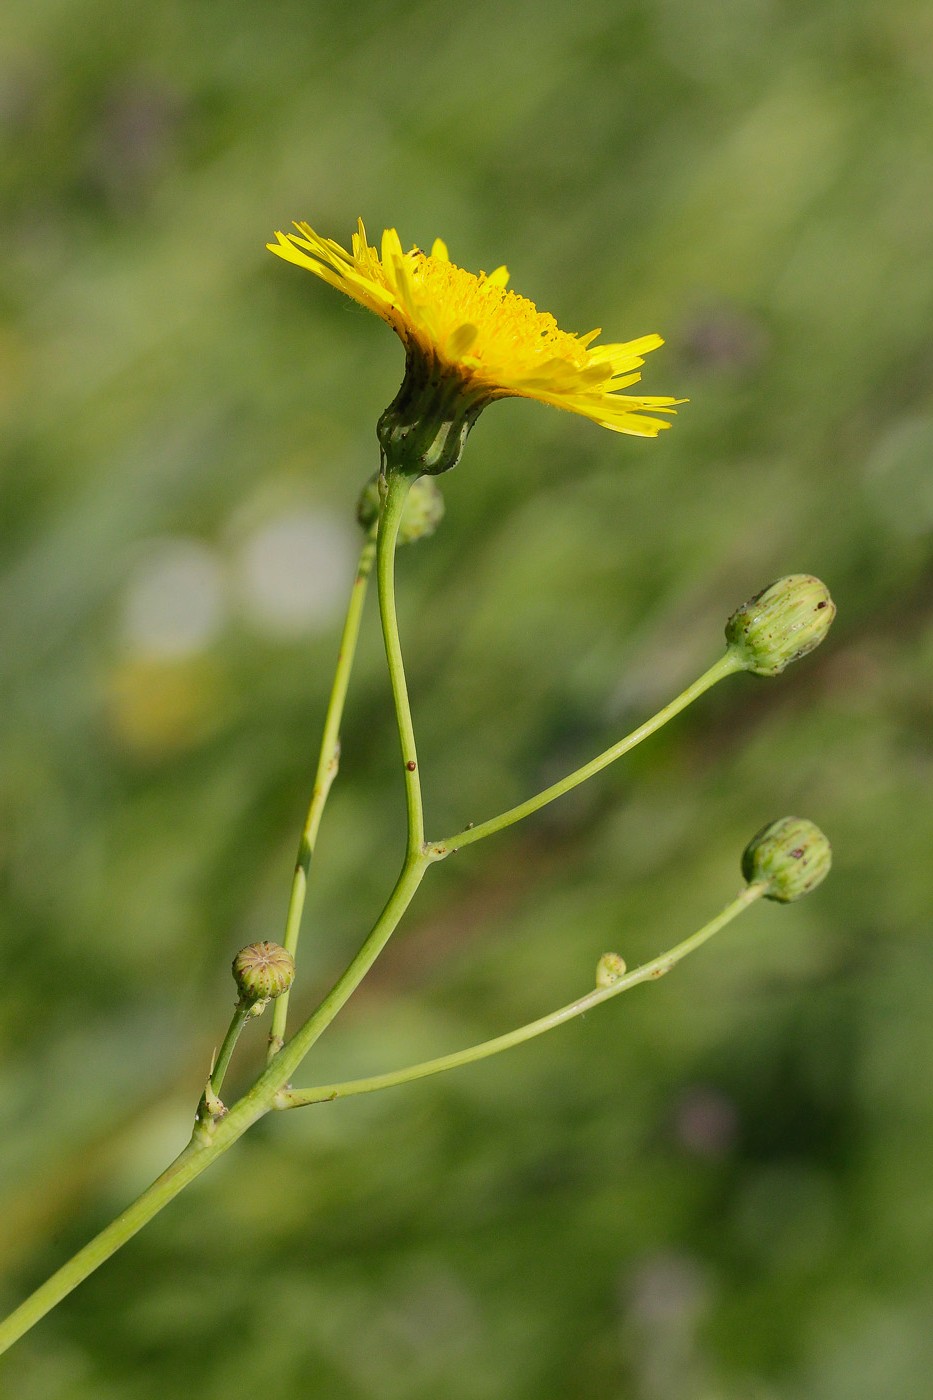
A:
[{"left": 410, "top": 254, "right": 588, "bottom": 371}]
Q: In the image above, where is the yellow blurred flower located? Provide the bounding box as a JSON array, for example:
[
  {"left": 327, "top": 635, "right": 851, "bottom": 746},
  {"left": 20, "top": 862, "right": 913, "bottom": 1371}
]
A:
[
  {"left": 268, "top": 221, "right": 682, "bottom": 451},
  {"left": 107, "top": 657, "right": 223, "bottom": 758}
]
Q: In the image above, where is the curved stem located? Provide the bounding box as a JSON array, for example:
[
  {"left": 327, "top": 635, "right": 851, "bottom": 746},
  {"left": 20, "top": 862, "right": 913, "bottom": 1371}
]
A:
[
  {"left": 276, "top": 883, "right": 767, "bottom": 1109},
  {"left": 265, "top": 467, "right": 431, "bottom": 1082},
  {"left": 427, "top": 651, "right": 743, "bottom": 858},
  {"left": 263, "top": 850, "right": 428, "bottom": 1088},
  {"left": 268, "top": 536, "right": 377, "bottom": 1059},
  {"left": 377, "top": 470, "right": 424, "bottom": 854}
]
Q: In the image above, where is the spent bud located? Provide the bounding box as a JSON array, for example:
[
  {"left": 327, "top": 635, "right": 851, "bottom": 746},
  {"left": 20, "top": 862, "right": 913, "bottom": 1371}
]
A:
[{"left": 232, "top": 941, "right": 296, "bottom": 1006}]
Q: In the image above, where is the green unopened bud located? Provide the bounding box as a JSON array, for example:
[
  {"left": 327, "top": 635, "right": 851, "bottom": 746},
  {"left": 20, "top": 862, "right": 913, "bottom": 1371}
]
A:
[
  {"left": 596, "top": 952, "right": 627, "bottom": 988},
  {"left": 398, "top": 475, "right": 445, "bottom": 543},
  {"left": 742, "top": 817, "right": 832, "bottom": 901},
  {"left": 356, "top": 474, "right": 445, "bottom": 543},
  {"left": 726, "top": 575, "right": 835, "bottom": 676},
  {"left": 232, "top": 941, "right": 296, "bottom": 1005}
]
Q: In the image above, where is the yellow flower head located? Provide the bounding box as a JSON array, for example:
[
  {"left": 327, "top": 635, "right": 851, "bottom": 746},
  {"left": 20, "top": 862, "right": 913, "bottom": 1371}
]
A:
[{"left": 268, "top": 220, "right": 682, "bottom": 473}]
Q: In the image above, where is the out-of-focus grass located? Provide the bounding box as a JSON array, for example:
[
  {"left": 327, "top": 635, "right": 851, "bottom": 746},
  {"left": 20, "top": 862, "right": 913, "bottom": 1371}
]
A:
[{"left": 2, "top": 1, "right": 932, "bottom": 1395}]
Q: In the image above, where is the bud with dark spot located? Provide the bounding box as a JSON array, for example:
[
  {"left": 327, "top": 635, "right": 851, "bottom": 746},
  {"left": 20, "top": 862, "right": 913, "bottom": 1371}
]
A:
[
  {"left": 726, "top": 575, "right": 835, "bottom": 677},
  {"left": 742, "top": 817, "right": 832, "bottom": 901}
]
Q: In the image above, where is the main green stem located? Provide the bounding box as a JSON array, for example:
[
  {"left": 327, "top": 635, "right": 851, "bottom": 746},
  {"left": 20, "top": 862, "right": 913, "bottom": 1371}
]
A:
[
  {"left": 0, "top": 473, "right": 427, "bottom": 1357},
  {"left": 377, "top": 469, "right": 425, "bottom": 851},
  {"left": 0, "top": 1127, "right": 236, "bottom": 1355},
  {"left": 0, "top": 486, "right": 744, "bottom": 1356},
  {"left": 268, "top": 536, "right": 377, "bottom": 1059}
]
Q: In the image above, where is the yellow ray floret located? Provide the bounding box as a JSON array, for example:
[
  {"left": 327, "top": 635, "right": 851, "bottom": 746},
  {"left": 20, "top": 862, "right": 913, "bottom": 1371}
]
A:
[{"left": 267, "top": 220, "right": 682, "bottom": 438}]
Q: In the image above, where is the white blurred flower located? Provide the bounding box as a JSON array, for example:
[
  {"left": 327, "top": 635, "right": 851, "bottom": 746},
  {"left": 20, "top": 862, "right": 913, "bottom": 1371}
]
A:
[
  {"left": 121, "top": 537, "right": 225, "bottom": 658},
  {"left": 233, "top": 508, "right": 355, "bottom": 638}
]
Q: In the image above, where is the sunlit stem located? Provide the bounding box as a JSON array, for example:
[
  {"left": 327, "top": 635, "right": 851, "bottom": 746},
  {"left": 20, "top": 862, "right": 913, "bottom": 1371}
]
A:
[
  {"left": 275, "top": 882, "right": 768, "bottom": 1110},
  {"left": 427, "top": 650, "right": 744, "bottom": 859},
  {"left": 267, "top": 536, "right": 377, "bottom": 1060}
]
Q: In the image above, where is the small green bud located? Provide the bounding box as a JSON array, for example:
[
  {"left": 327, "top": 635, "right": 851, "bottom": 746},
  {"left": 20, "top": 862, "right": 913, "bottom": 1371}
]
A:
[
  {"left": 725, "top": 574, "right": 835, "bottom": 676},
  {"left": 356, "top": 473, "right": 445, "bottom": 543},
  {"left": 232, "top": 941, "right": 296, "bottom": 1005},
  {"left": 595, "top": 952, "right": 627, "bottom": 988},
  {"left": 742, "top": 817, "right": 832, "bottom": 902}
]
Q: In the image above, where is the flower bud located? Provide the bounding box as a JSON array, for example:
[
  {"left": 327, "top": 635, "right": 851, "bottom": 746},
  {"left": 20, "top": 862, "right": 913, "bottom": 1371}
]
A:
[
  {"left": 232, "top": 941, "right": 296, "bottom": 1005},
  {"left": 356, "top": 473, "right": 445, "bottom": 543},
  {"left": 725, "top": 575, "right": 835, "bottom": 676},
  {"left": 595, "top": 952, "right": 627, "bottom": 988},
  {"left": 741, "top": 817, "right": 832, "bottom": 901}
]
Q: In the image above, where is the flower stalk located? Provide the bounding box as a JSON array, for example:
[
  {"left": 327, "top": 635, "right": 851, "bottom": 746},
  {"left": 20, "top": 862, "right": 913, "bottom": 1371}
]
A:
[
  {"left": 0, "top": 460, "right": 431, "bottom": 1355},
  {"left": 376, "top": 467, "right": 426, "bottom": 852},
  {"left": 0, "top": 218, "right": 836, "bottom": 1359},
  {"left": 275, "top": 882, "right": 768, "bottom": 1110},
  {"left": 427, "top": 649, "right": 745, "bottom": 858}
]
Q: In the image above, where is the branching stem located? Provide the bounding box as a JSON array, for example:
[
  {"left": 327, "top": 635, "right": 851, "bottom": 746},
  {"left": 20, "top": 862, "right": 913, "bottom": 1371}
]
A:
[
  {"left": 0, "top": 477, "right": 760, "bottom": 1358},
  {"left": 276, "top": 883, "right": 767, "bottom": 1108},
  {"left": 268, "top": 536, "right": 377, "bottom": 1059},
  {"left": 427, "top": 650, "right": 743, "bottom": 858}
]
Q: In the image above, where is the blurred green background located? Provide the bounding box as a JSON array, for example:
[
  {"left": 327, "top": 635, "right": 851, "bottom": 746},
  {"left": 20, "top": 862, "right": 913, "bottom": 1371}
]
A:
[{"left": 2, "top": 1, "right": 932, "bottom": 1395}]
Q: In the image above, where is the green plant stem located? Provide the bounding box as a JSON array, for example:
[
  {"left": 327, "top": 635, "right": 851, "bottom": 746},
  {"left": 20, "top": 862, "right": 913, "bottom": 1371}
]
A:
[
  {"left": 201, "top": 1000, "right": 251, "bottom": 1109},
  {"left": 268, "top": 535, "right": 377, "bottom": 1059},
  {"left": 427, "top": 650, "right": 744, "bottom": 858},
  {"left": 260, "top": 466, "right": 431, "bottom": 1088},
  {"left": 0, "top": 1131, "right": 237, "bottom": 1356},
  {"left": 1, "top": 878, "right": 759, "bottom": 1357},
  {"left": 276, "top": 882, "right": 768, "bottom": 1109},
  {"left": 0, "top": 837, "right": 428, "bottom": 1363},
  {"left": 377, "top": 469, "right": 424, "bottom": 853},
  {"left": 0, "top": 477, "right": 433, "bottom": 1355},
  {"left": 263, "top": 852, "right": 428, "bottom": 1089}
]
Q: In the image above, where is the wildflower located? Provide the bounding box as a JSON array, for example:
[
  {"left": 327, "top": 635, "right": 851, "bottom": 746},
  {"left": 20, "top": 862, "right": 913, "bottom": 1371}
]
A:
[{"left": 268, "top": 220, "right": 682, "bottom": 474}]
